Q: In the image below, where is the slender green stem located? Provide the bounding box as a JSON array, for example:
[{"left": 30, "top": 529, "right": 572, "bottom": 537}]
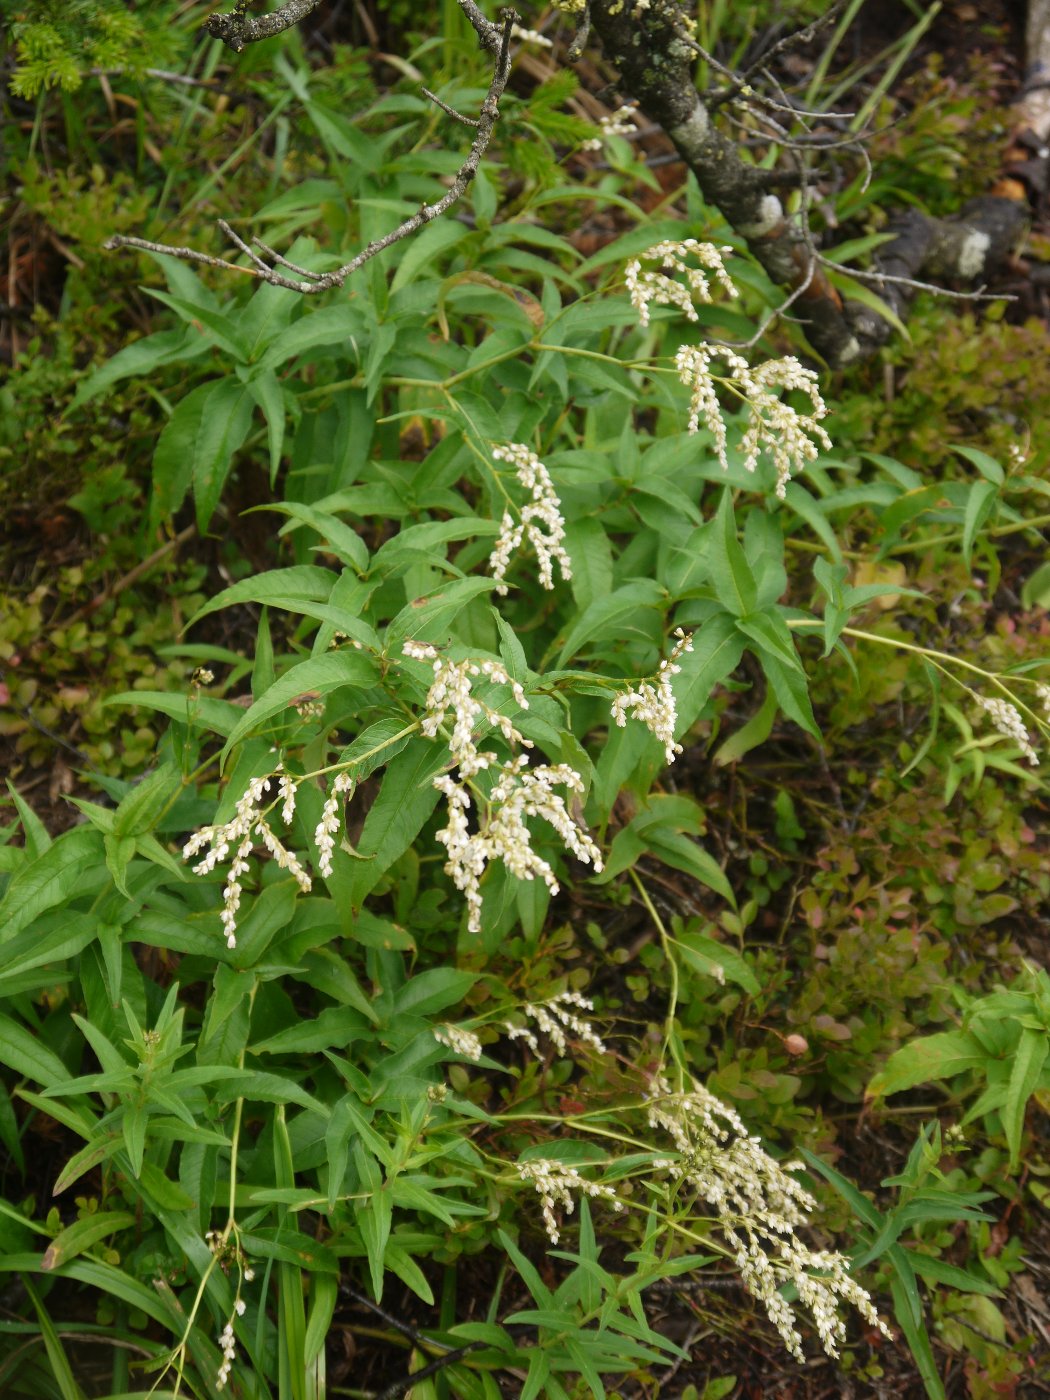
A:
[
  {"left": 629, "top": 870, "right": 684, "bottom": 1082},
  {"left": 886, "top": 510, "right": 1050, "bottom": 555}
]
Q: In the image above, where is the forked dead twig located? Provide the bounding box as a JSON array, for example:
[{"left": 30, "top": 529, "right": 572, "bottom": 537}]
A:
[{"left": 104, "top": 1, "right": 518, "bottom": 296}]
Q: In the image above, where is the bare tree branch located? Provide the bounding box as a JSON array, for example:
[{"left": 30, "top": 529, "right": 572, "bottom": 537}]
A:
[
  {"left": 584, "top": 0, "right": 1026, "bottom": 367},
  {"left": 104, "top": 3, "right": 519, "bottom": 295},
  {"left": 203, "top": 0, "right": 328, "bottom": 54}
]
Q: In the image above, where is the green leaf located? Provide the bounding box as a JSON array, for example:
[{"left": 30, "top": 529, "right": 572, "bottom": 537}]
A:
[
  {"left": 22, "top": 1275, "right": 87, "bottom": 1400},
  {"left": 910, "top": 1254, "right": 1000, "bottom": 1297},
  {"left": 151, "top": 379, "right": 252, "bottom": 526},
  {"left": 346, "top": 743, "right": 446, "bottom": 907},
  {"left": 386, "top": 577, "right": 499, "bottom": 649},
  {"left": 676, "top": 928, "right": 758, "bottom": 994},
  {"left": 72, "top": 326, "right": 210, "bottom": 407},
  {"left": 708, "top": 490, "right": 757, "bottom": 617},
  {"left": 563, "top": 517, "right": 613, "bottom": 613},
  {"left": 674, "top": 611, "right": 746, "bottom": 732},
  {"left": 53, "top": 1134, "right": 125, "bottom": 1195},
  {"left": 643, "top": 830, "right": 735, "bottom": 905},
  {"left": 392, "top": 969, "right": 476, "bottom": 1018},
  {"left": 391, "top": 218, "right": 469, "bottom": 292},
  {"left": 113, "top": 762, "right": 183, "bottom": 838},
  {"left": 962, "top": 480, "right": 998, "bottom": 567},
  {"left": 5, "top": 782, "right": 51, "bottom": 858},
  {"left": 246, "top": 368, "right": 287, "bottom": 485},
  {"left": 41, "top": 1211, "right": 136, "bottom": 1271},
  {"left": 0, "top": 1014, "right": 71, "bottom": 1088},
  {"left": 221, "top": 650, "right": 378, "bottom": 758},
  {"left": 868, "top": 1031, "right": 988, "bottom": 1098},
  {"left": 253, "top": 1005, "right": 371, "bottom": 1055},
  {"left": 105, "top": 691, "right": 246, "bottom": 738},
  {"left": 357, "top": 1185, "right": 393, "bottom": 1301},
  {"left": 304, "top": 1273, "right": 338, "bottom": 1364},
  {"left": 954, "top": 445, "right": 1005, "bottom": 485},
  {"left": 556, "top": 581, "right": 663, "bottom": 666},
  {"left": 714, "top": 684, "right": 777, "bottom": 765},
  {"left": 1003, "top": 1027, "right": 1047, "bottom": 1171},
  {"left": 188, "top": 565, "right": 337, "bottom": 627},
  {"left": 0, "top": 826, "right": 101, "bottom": 942},
  {"left": 826, "top": 267, "right": 911, "bottom": 341},
  {"left": 266, "top": 501, "right": 370, "bottom": 574},
  {"left": 258, "top": 302, "right": 365, "bottom": 370},
  {"left": 145, "top": 291, "right": 248, "bottom": 360},
  {"left": 890, "top": 1269, "right": 944, "bottom": 1400},
  {"left": 751, "top": 647, "right": 819, "bottom": 738}
]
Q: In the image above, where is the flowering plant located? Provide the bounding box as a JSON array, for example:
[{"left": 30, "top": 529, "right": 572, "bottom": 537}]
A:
[{"left": 6, "top": 210, "right": 1049, "bottom": 1400}]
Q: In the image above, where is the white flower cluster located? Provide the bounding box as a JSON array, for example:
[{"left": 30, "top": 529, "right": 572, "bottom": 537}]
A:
[
  {"left": 517, "top": 1157, "right": 624, "bottom": 1245},
  {"left": 625, "top": 239, "right": 737, "bottom": 329},
  {"left": 407, "top": 644, "right": 602, "bottom": 934},
  {"left": 182, "top": 770, "right": 311, "bottom": 948},
  {"left": 1036, "top": 681, "right": 1050, "bottom": 718},
  {"left": 511, "top": 22, "right": 552, "bottom": 47},
  {"left": 977, "top": 693, "right": 1039, "bottom": 765},
  {"left": 411, "top": 643, "right": 530, "bottom": 779},
  {"left": 314, "top": 771, "right": 355, "bottom": 878},
  {"left": 611, "top": 628, "right": 693, "bottom": 763},
  {"left": 436, "top": 758, "right": 602, "bottom": 934},
  {"left": 675, "top": 345, "right": 832, "bottom": 499},
  {"left": 216, "top": 1319, "right": 238, "bottom": 1391},
  {"left": 204, "top": 1231, "right": 253, "bottom": 1391},
  {"left": 582, "top": 103, "right": 638, "bottom": 151},
  {"left": 432, "top": 1022, "right": 483, "bottom": 1062},
  {"left": 488, "top": 443, "right": 572, "bottom": 596},
  {"left": 505, "top": 990, "right": 606, "bottom": 1058},
  {"left": 647, "top": 1077, "right": 890, "bottom": 1361}
]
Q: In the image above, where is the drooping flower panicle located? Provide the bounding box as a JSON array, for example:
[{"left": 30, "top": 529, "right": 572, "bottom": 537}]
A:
[
  {"left": 183, "top": 772, "right": 311, "bottom": 948},
  {"left": 611, "top": 628, "right": 693, "bottom": 763},
  {"left": 432, "top": 1023, "right": 483, "bottom": 1062},
  {"left": 626, "top": 239, "right": 737, "bottom": 329},
  {"left": 517, "top": 1157, "right": 623, "bottom": 1245},
  {"left": 505, "top": 989, "right": 606, "bottom": 1059},
  {"left": 977, "top": 693, "right": 1039, "bottom": 765},
  {"left": 488, "top": 442, "right": 572, "bottom": 596},
  {"left": 647, "top": 1077, "right": 891, "bottom": 1361},
  {"left": 675, "top": 345, "right": 832, "bottom": 498},
  {"left": 406, "top": 644, "right": 601, "bottom": 934}
]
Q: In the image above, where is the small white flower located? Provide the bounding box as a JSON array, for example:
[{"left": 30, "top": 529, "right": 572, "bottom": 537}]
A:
[
  {"left": 411, "top": 647, "right": 530, "bottom": 779},
  {"left": 675, "top": 346, "right": 831, "bottom": 498},
  {"left": 435, "top": 759, "right": 602, "bottom": 935},
  {"left": 582, "top": 103, "right": 638, "bottom": 151},
  {"left": 488, "top": 443, "right": 572, "bottom": 596},
  {"left": 511, "top": 22, "right": 552, "bottom": 47},
  {"left": 433, "top": 1023, "right": 483, "bottom": 1061},
  {"left": 626, "top": 240, "right": 737, "bottom": 329},
  {"left": 611, "top": 629, "right": 693, "bottom": 763},
  {"left": 977, "top": 694, "right": 1039, "bottom": 765},
  {"left": 517, "top": 1158, "right": 623, "bottom": 1245},
  {"left": 505, "top": 990, "right": 606, "bottom": 1059},
  {"left": 646, "top": 1076, "right": 891, "bottom": 1361},
  {"left": 314, "top": 771, "right": 355, "bottom": 879}
]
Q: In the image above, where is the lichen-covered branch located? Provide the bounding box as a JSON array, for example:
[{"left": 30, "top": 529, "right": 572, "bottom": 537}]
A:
[
  {"left": 585, "top": 0, "right": 1025, "bottom": 367},
  {"left": 202, "top": 0, "right": 327, "bottom": 53},
  {"left": 105, "top": 2, "right": 517, "bottom": 294}
]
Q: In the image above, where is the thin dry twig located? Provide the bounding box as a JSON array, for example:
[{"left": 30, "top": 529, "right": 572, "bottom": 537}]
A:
[
  {"left": 202, "top": 0, "right": 328, "bottom": 53},
  {"left": 104, "top": 2, "right": 518, "bottom": 295}
]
